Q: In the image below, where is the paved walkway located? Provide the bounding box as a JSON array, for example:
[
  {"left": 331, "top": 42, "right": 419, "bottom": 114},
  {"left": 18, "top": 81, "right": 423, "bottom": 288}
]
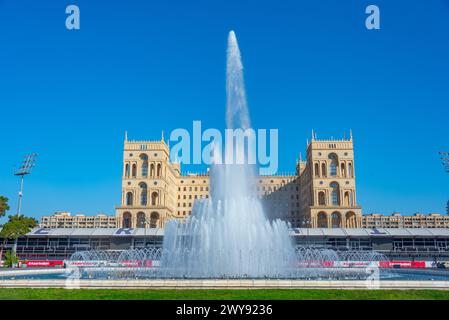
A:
[
  {"left": 0, "top": 279, "right": 448, "bottom": 289},
  {"left": 0, "top": 269, "right": 65, "bottom": 277}
]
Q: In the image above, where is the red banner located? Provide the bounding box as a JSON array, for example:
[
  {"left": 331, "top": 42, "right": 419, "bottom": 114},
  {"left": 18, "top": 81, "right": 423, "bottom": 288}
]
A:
[
  {"left": 21, "top": 260, "right": 64, "bottom": 268},
  {"left": 119, "top": 260, "right": 153, "bottom": 267},
  {"left": 378, "top": 261, "right": 426, "bottom": 269}
]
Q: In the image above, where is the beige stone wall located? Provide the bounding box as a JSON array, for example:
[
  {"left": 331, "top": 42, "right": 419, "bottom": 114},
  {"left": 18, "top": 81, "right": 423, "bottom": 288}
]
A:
[
  {"left": 175, "top": 175, "right": 210, "bottom": 218},
  {"left": 257, "top": 176, "right": 301, "bottom": 226}
]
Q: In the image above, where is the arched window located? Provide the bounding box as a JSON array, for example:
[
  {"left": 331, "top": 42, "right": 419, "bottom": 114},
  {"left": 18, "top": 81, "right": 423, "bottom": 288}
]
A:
[
  {"left": 150, "top": 212, "right": 159, "bottom": 228},
  {"left": 151, "top": 192, "right": 158, "bottom": 206},
  {"left": 341, "top": 163, "right": 346, "bottom": 177},
  {"left": 348, "top": 162, "right": 353, "bottom": 177},
  {"left": 140, "top": 154, "right": 148, "bottom": 177},
  {"left": 150, "top": 164, "right": 155, "bottom": 177},
  {"left": 331, "top": 212, "right": 341, "bottom": 228},
  {"left": 321, "top": 163, "right": 327, "bottom": 177},
  {"left": 139, "top": 182, "right": 148, "bottom": 205},
  {"left": 123, "top": 212, "right": 132, "bottom": 228},
  {"left": 157, "top": 164, "right": 162, "bottom": 177},
  {"left": 346, "top": 211, "right": 356, "bottom": 228},
  {"left": 136, "top": 212, "right": 145, "bottom": 228},
  {"left": 318, "top": 191, "right": 326, "bottom": 206},
  {"left": 132, "top": 164, "right": 137, "bottom": 177},
  {"left": 125, "top": 163, "right": 130, "bottom": 178},
  {"left": 314, "top": 163, "right": 320, "bottom": 177},
  {"left": 330, "top": 182, "right": 340, "bottom": 206},
  {"left": 344, "top": 191, "right": 350, "bottom": 206},
  {"left": 126, "top": 192, "right": 133, "bottom": 206},
  {"left": 329, "top": 153, "right": 338, "bottom": 176},
  {"left": 318, "top": 212, "right": 327, "bottom": 228}
]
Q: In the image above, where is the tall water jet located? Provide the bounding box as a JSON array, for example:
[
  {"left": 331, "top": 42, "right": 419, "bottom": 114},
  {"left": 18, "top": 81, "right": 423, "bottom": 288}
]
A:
[
  {"left": 226, "top": 30, "right": 250, "bottom": 131},
  {"left": 161, "top": 31, "right": 297, "bottom": 278}
]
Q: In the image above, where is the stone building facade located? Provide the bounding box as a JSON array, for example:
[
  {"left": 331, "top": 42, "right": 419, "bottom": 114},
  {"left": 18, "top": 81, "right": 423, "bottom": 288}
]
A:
[
  {"left": 40, "top": 212, "right": 117, "bottom": 228},
  {"left": 363, "top": 213, "right": 449, "bottom": 228},
  {"left": 115, "top": 131, "right": 362, "bottom": 228}
]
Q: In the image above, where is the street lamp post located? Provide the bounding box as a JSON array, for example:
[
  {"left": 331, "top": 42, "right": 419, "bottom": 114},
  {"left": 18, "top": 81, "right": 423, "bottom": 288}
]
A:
[
  {"left": 301, "top": 218, "right": 311, "bottom": 228},
  {"left": 142, "top": 217, "right": 161, "bottom": 248},
  {"left": 143, "top": 217, "right": 153, "bottom": 248}
]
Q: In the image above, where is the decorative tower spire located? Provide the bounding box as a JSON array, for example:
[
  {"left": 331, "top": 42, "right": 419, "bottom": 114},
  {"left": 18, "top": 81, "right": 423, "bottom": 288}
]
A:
[
  {"left": 299, "top": 152, "right": 302, "bottom": 162},
  {"left": 124, "top": 130, "right": 128, "bottom": 142},
  {"left": 161, "top": 130, "right": 165, "bottom": 142},
  {"left": 350, "top": 129, "right": 353, "bottom": 141},
  {"left": 311, "top": 129, "right": 315, "bottom": 141}
]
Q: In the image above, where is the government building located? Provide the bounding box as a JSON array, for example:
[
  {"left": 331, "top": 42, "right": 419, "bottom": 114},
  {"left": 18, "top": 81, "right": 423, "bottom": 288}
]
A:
[{"left": 115, "top": 131, "right": 362, "bottom": 229}]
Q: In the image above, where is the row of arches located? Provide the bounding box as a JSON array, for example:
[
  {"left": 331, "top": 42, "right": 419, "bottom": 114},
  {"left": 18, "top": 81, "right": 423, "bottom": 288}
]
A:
[
  {"left": 124, "top": 155, "right": 163, "bottom": 178},
  {"left": 313, "top": 153, "right": 353, "bottom": 178},
  {"left": 122, "top": 211, "right": 160, "bottom": 228},
  {"left": 125, "top": 187, "right": 159, "bottom": 206},
  {"left": 316, "top": 211, "right": 358, "bottom": 228},
  {"left": 317, "top": 184, "right": 354, "bottom": 206}
]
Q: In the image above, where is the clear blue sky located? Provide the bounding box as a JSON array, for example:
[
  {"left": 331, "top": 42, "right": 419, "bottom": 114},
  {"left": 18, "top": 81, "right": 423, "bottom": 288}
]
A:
[{"left": 0, "top": 0, "right": 448, "bottom": 221}]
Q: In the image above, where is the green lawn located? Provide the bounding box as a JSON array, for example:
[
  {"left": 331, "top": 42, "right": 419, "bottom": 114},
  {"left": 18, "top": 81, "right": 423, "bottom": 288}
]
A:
[{"left": 0, "top": 289, "right": 448, "bottom": 300}]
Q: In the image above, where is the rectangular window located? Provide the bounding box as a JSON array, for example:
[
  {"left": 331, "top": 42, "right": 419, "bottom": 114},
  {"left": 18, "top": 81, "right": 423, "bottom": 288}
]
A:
[
  {"left": 332, "top": 192, "right": 338, "bottom": 205},
  {"left": 330, "top": 165, "right": 337, "bottom": 176}
]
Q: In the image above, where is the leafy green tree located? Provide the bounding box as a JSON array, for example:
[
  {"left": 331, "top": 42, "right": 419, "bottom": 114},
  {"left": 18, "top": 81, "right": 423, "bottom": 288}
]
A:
[
  {"left": 0, "top": 215, "right": 37, "bottom": 265},
  {"left": 3, "top": 251, "right": 19, "bottom": 268},
  {"left": 0, "top": 196, "right": 9, "bottom": 219}
]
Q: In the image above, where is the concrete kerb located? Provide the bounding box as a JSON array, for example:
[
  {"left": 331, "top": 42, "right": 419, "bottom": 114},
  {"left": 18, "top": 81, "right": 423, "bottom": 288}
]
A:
[{"left": 0, "top": 279, "right": 449, "bottom": 289}]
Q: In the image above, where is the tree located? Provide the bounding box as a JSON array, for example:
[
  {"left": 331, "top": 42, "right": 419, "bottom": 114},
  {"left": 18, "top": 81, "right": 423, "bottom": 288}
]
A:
[
  {"left": 0, "top": 215, "right": 37, "bottom": 266},
  {"left": 0, "top": 196, "right": 9, "bottom": 219},
  {"left": 3, "top": 251, "right": 19, "bottom": 268}
]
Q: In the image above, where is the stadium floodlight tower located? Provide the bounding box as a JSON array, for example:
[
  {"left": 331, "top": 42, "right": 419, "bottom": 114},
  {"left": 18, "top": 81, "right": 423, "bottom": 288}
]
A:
[
  {"left": 14, "top": 153, "right": 38, "bottom": 216},
  {"left": 439, "top": 152, "right": 449, "bottom": 215}
]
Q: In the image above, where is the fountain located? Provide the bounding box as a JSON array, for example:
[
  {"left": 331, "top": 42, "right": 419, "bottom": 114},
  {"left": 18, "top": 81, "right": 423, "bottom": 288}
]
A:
[
  {"left": 160, "top": 30, "right": 298, "bottom": 278},
  {"left": 66, "top": 31, "right": 389, "bottom": 280},
  {"left": 67, "top": 30, "right": 300, "bottom": 279}
]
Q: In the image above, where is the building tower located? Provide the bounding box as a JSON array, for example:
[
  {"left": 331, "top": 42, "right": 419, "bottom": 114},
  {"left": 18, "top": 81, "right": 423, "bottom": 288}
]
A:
[
  {"left": 298, "top": 130, "right": 362, "bottom": 228},
  {"left": 115, "top": 132, "right": 178, "bottom": 228}
]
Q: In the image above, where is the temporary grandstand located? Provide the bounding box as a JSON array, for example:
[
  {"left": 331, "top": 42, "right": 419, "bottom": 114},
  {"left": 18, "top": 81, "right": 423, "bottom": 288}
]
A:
[{"left": 2, "top": 227, "right": 449, "bottom": 261}]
